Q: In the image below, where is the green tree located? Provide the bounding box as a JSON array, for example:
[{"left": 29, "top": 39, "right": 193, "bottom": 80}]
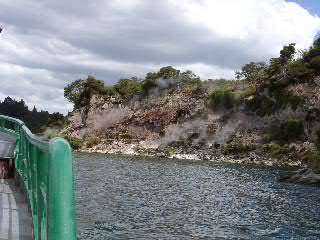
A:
[
  {"left": 286, "top": 60, "right": 313, "bottom": 83},
  {"left": 279, "top": 43, "right": 296, "bottom": 64},
  {"left": 114, "top": 78, "right": 142, "bottom": 100},
  {"left": 142, "top": 66, "right": 180, "bottom": 96},
  {"left": 265, "top": 44, "right": 297, "bottom": 85},
  {"left": 235, "top": 62, "right": 267, "bottom": 84},
  {"left": 63, "top": 79, "right": 85, "bottom": 108},
  {"left": 64, "top": 76, "right": 112, "bottom": 124},
  {"left": 157, "top": 66, "right": 180, "bottom": 79},
  {"left": 309, "top": 56, "right": 320, "bottom": 74},
  {"left": 177, "top": 70, "right": 202, "bottom": 88},
  {"left": 208, "top": 89, "right": 238, "bottom": 110},
  {"left": 77, "top": 76, "right": 105, "bottom": 108},
  {"left": 64, "top": 76, "right": 107, "bottom": 109},
  {"left": 301, "top": 39, "right": 320, "bottom": 75},
  {"left": 313, "top": 37, "right": 320, "bottom": 48},
  {"left": 141, "top": 67, "right": 201, "bottom": 96}
]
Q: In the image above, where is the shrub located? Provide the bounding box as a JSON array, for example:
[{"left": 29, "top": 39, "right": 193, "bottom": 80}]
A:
[
  {"left": 246, "top": 91, "right": 303, "bottom": 116},
  {"left": 86, "top": 137, "right": 100, "bottom": 148},
  {"left": 141, "top": 78, "right": 158, "bottom": 97},
  {"left": 273, "top": 90, "right": 304, "bottom": 111},
  {"left": 262, "top": 133, "right": 273, "bottom": 143},
  {"left": 283, "top": 118, "right": 304, "bottom": 140},
  {"left": 304, "top": 47, "right": 320, "bottom": 62},
  {"left": 208, "top": 89, "right": 238, "bottom": 110},
  {"left": 286, "top": 61, "right": 313, "bottom": 83},
  {"left": 223, "top": 143, "right": 255, "bottom": 155},
  {"left": 118, "top": 132, "right": 131, "bottom": 139},
  {"left": 64, "top": 76, "right": 115, "bottom": 109},
  {"left": 288, "top": 93, "right": 304, "bottom": 110},
  {"left": 265, "top": 119, "right": 304, "bottom": 143},
  {"left": 246, "top": 95, "right": 275, "bottom": 116},
  {"left": 176, "top": 70, "right": 202, "bottom": 89},
  {"left": 301, "top": 150, "right": 319, "bottom": 163},
  {"left": 268, "top": 144, "right": 290, "bottom": 158},
  {"left": 162, "top": 147, "right": 176, "bottom": 156},
  {"left": 223, "top": 137, "right": 255, "bottom": 155},
  {"left": 67, "top": 137, "right": 83, "bottom": 150},
  {"left": 114, "top": 78, "right": 142, "bottom": 99},
  {"left": 309, "top": 55, "right": 320, "bottom": 75},
  {"left": 102, "top": 86, "right": 116, "bottom": 97},
  {"left": 240, "top": 86, "right": 256, "bottom": 98}
]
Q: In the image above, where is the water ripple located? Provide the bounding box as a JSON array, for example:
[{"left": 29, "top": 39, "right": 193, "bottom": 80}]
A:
[{"left": 75, "top": 153, "right": 320, "bottom": 240}]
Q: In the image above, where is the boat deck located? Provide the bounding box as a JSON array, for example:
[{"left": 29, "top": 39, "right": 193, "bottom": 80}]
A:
[{"left": 0, "top": 179, "right": 32, "bottom": 240}]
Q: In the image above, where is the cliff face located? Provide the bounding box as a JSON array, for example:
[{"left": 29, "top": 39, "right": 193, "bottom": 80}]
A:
[
  {"left": 70, "top": 87, "right": 209, "bottom": 141},
  {"left": 63, "top": 77, "right": 320, "bottom": 171}
]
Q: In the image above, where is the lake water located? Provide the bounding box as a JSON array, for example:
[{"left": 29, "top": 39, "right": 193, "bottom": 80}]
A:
[{"left": 75, "top": 153, "right": 320, "bottom": 239}]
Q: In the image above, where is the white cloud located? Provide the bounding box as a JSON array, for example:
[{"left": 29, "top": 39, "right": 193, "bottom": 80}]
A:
[
  {"left": 0, "top": 0, "right": 319, "bottom": 114},
  {"left": 0, "top": 62, "right": 73, "bottom": 113},
  {"left": 170, "top": 0, "right": 320, "bottom": 52},
  {"left": 178, "top": 63, "right": 235, "bottom": 80}
]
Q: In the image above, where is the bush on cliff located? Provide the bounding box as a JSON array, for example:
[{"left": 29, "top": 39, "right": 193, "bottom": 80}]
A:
[
  {"left": 114, "top": 78, "right": 142, "bottom": 100},
  {"left": 64, "top": 76, "right": 115, "bottom": 109},
  {"left": 286, "top": 60, "right": 313, "bottom": 84},
  {"left": 223, "top": 142, "right": 255, "bottom": 155},
  {"left": 101, "top": 86, "right": 117, "bottom": 97},
  {"left": 245, "top": 90, "right": 304, "bottom": 116},
  {"left": 245, "top": 95, "right": 275, "bottom": 116},
  {"left": 235, "top": 61, "right": 267, "bottom": 85},
  {"left": 237, "top": 43, "right": 317, "bottom": 117},
  {"left": 265, "top": 119, "right": 304, "bottom": 143},
  {"left": 85, "top": 137, "right": 100, "bottom": 148},
  {"left": 272, "top": 90, "right": 304, "bottom": 111},
  {"left": 208, "top": 89, "right": 238, "bottom": 110},
  {"left": 309, "top": 56, "right": 320, "bottom": 75},
  {"left": 140, "top": 66, "right": 177, "bottom": 97},
  {"left": 67, "top": 137, "right": 83, "bottom": 150},
  {"left": 282, "top": 118, "right": 304, "bottom": 140},
  {"left": 268, "top": 144, "right": 291, "bottom": 158},
  {"left": 141, "top": 66, "right": 202, "bottom": 97}
]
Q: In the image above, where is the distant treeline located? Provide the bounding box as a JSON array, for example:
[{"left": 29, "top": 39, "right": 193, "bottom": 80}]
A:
[{"left": 0, "top": 97, "right": 64, "bottom": 133}]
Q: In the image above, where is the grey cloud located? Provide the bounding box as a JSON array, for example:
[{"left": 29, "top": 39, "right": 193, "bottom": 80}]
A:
[
  {"left": 0, "top": 0, "right": 267, "bottom": 69},
  {"left": 0, "top": 0, "right": 318, "bottom": 113}
]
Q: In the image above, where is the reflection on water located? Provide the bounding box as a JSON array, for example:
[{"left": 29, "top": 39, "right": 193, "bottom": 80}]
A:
[{"left": 75, "top": 153, "right": 320, "bottom": 239}]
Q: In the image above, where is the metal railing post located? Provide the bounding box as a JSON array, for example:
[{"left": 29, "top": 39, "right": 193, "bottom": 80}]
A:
[{"left": 48, "top": 138, "right": 76, "bottom": 240}]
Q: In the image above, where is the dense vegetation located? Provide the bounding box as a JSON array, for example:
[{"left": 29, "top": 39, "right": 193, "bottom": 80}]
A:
[
  {"left": 264, "top": 118, "right": 305, "bottom": 143},
  {"left": 64, "top": 66, "right": 202, "bottom": 110},
  {"left": 238, "top": 39, "right": 320, "bottom": 170},
  {"left": 208, "top": 40, "right": 320, "bottom": 115},
  {"left": 0, "top": 97, "right": 64, "bottom": 133}
]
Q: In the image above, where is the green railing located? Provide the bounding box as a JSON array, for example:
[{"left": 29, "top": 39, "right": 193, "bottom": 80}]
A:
[{"left": 0, "top": 115, "right": 76, "bottom": 240}]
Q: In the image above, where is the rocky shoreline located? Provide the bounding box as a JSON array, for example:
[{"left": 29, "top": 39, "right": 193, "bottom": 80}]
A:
[
  {"left": 76, "top": 141, "right": 320, "bottom": 186},
  {"left": 76, "top": 139, "right": 303, "bottom": 168},
  {"left": 280, "top": 168, "right": 320, "bottom": 185}
]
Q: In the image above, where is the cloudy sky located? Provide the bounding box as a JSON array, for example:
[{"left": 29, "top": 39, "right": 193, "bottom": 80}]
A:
[{"left": 0, "top": 0, "right": 319, "bottom": 114}]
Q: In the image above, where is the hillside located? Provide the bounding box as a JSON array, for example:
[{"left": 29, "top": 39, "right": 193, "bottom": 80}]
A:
[{"left": 62, "top": 41, "right": 320, "bottom": 185}]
